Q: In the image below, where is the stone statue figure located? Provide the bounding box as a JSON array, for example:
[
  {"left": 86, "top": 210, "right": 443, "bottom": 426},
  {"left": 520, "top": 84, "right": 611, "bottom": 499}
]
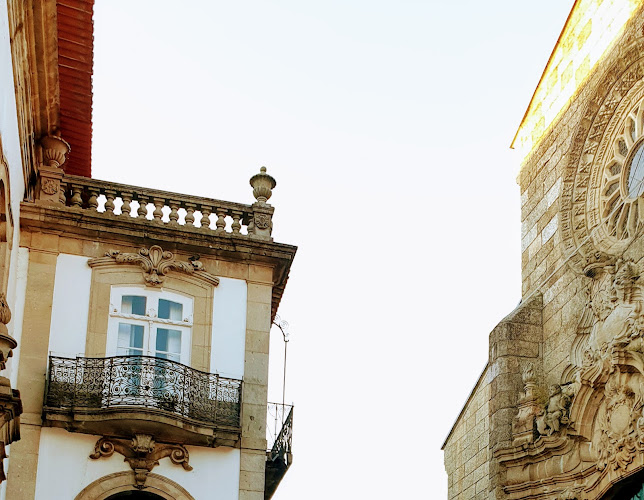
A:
[{"left": 536, "top": 384, "right": 572, "bottom": 436}]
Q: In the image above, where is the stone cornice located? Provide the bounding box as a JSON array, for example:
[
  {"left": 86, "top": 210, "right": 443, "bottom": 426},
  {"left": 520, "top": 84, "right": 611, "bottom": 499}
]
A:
[{"left": 20, "top": 202, "right": 296, "bottom": 320}]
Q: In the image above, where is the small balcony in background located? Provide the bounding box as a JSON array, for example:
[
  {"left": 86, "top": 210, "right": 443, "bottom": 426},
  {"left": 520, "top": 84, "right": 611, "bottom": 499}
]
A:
[
  {"left": 43, "top": 355, "right": 242, "bottom": 448},
  {"left": 265, "top": 403, "right": 294, "bottom": 500}
]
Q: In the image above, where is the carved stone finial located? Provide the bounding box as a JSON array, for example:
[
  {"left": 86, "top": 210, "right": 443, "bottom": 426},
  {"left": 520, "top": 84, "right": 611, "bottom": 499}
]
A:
[
  {"left": 90, "top": 435, "right": 192, "bottom": 489},
  {"left": 522, "top": 362, "right": 536, "bottom": 385},
  {"left": 40, "top": 135, "right": 70, "bottom": 169},
  {"left": 249, "top": 166, "right": 276, "bottom": 205}
]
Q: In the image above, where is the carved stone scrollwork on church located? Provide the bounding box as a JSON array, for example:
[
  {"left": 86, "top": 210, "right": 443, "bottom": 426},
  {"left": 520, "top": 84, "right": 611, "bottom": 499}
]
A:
[
  {"left": 89, "top": 434, "right": 193, "bottom": 489},
  {"left": 556, "top": 486, "right": 585, "bottom": 500},
  {"left": 567, "top": 258, "right": 644, "bottom": 472},
  {"left": 88, "top": 245, "right": 220, "bottom": 287}
]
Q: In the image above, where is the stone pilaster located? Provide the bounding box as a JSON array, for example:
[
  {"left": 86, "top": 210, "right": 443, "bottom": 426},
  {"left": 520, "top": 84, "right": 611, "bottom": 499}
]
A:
[
  {"left": 488, "top": 292, "right": 543, "bottom": 499},
  {"left": 239, "top": 265, "right": 273, "bottom": 500},
  {"left": 5, "top": 236, "right": 59, "bottom": 500}
]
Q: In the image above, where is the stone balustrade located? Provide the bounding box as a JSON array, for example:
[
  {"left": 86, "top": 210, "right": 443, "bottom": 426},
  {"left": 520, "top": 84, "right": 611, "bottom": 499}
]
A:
[{"left": 34, "top": 167, "right": 277, "bottom": 240}]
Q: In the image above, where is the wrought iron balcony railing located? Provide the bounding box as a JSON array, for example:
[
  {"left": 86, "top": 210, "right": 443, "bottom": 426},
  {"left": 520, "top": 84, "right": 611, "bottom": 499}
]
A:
[
  {"left": 265, "top": 403, "right": 294, "bottom": 500},
  {"left": 45, "top": 355, "right": 242, "bottom": 428}
]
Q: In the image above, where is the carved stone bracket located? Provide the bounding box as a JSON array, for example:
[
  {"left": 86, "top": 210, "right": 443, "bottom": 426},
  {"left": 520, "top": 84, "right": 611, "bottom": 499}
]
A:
[
  {"left": 89, "top": 434, "right": 193, "bottom": 489},
  {"left": 88, "top": 245, "right": 220, "bottom": 287},
  {"left": 0, "top": 294, "right": 16, "bottom": 372}
]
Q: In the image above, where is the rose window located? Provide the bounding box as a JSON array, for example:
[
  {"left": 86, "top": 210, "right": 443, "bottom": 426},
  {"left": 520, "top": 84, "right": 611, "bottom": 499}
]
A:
[{"left": 600, "top": 99, "right": 644, "bottom": 241}]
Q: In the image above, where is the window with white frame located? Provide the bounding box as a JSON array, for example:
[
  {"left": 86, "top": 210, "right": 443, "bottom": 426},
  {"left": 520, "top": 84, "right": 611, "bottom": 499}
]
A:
[{"left": 107, "top": 286, "right": 193, "bottom": 365}]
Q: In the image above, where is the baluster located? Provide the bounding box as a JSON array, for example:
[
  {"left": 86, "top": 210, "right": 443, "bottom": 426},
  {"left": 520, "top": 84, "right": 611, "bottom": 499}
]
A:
[
  {"left": 105, "top": 189, "right": 116, "bottom": 214},
  {"left": 215, "top": 207, "right": 227, "bottom": 233},
  {"left": 88, "top": 187, "right": 99, "bottom": 212},
  {"left": 70, "top": 184, "right": 83, "bottom": 208},
  {"left": 59, "top": 180, "right": 67, "bottom": 205},
  {"left": 137, "top": 195, "right": 149, "bottom": 219},
  {"left": 231, "top": 210, "right": 242, "bottom": 234},
  {"left": 185, "top": 203, "right": 196, "bottom": 227},
  {"left": 153, "top": 198, "right": 164, "bottom": 223},
  {"left": 121, "top": 191, "right": 132, "bottom": 217},
  {"left": 200, "top": 205, "right": 212, "bottom": 230},
  {"left": 169, "top": 200, "right": 180, "bottom": 226}
]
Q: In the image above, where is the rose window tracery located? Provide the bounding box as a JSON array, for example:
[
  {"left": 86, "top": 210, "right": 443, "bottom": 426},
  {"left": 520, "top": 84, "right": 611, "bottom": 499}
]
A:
[{"left": 600, "top": 98, "right": 644, "bottom": 242}]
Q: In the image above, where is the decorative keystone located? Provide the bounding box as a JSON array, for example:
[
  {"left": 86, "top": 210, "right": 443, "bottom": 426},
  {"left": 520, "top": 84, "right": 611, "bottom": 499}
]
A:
[
  {"left": 250, "top": 166, "right": 276, "bottom": 205},
  {"left": 40, "top": 135, "right": 70, "bottom": 169},
  {"left": 90, "top": 435, "right": 192, "bottom": 489}
]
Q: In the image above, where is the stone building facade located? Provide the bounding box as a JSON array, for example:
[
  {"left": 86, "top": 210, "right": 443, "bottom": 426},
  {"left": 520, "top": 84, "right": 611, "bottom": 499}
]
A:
[
  {"left": 0, "top": 1, "right": 297, "bottom": 499},
  {"left": 443, "top": 1, "right": 644, "bottom": 499}
]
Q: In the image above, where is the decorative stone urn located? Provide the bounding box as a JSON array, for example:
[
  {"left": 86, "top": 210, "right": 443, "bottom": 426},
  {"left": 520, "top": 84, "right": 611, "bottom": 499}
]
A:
[
  {"left": 40, "top": 135, "right": 70, "bottom": 169},
  {"left": 249, "top": 166, "right": 276, "bottom": 205}
]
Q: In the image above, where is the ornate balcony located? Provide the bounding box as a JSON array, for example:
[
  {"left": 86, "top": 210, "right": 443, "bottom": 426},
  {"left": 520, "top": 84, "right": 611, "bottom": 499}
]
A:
[
  {"left": 265, "top": 403, "right": 293, "bottom": 500},
  {"left": 43, "top": 355, "right": 242, "bottom": 448}
]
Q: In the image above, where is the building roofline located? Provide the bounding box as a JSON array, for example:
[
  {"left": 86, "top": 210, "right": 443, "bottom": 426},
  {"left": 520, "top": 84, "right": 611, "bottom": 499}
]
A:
[
  {"left": 441, "top": 362, "right": 489, "bottom": 450},
  {"left": 510, "top": 0, "right": 579, "bottom": 150}
]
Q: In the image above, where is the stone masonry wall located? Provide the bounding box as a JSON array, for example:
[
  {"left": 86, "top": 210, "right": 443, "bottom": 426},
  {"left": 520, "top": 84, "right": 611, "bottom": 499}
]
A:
[
  {"left": 517, "top": 10, "right": 644, "bottom": 387},
  {"left": 443, "top": 371, "right": 490, "bottom": 500}
]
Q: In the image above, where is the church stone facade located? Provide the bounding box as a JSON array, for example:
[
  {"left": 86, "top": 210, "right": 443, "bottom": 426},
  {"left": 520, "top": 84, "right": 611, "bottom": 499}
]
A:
[{"left": 443, "top": 1, "right": 644, "bottom": 499}]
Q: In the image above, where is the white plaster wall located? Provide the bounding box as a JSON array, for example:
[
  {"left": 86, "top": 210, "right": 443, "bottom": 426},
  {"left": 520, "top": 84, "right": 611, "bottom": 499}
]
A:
[
  {"left": 33, "top": 428, "right": 240, "bottom": 500},
  {"left": 211, "top": 277, "right": 247, "bottom": 379},
  {"left": 48, "top": 254, "right": 92, "bottom": 357}
]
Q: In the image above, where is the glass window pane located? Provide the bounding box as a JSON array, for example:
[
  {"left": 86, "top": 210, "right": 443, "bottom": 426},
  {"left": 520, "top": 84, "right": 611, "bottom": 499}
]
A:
[
  {"left": 121, "top": 295, "right": 146, "bottom": 316},
  {"left": 156, "top": 328, "right": 181, "bottom": 355},
  {"left": 158, "top": 299, "right": 182, "bottom": 321},
  {"left": 118, "top": 323, "right": 144, "bottom": 350}
]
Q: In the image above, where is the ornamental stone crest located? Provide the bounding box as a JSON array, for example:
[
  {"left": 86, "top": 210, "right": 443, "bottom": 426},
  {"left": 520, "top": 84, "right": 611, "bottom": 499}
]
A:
[
  {"left": 570, "top": 259, "right": 644, "bottom": 471},
  {"left": 88, "top": 245, "right": 219, "bottom": 287},
  {"left": 90, "top": 434, "right": 192, "bottom": 488}
]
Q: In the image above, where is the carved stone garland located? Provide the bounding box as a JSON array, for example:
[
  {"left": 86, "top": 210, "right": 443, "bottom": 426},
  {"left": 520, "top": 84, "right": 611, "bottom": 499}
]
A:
[
  {"left": 88, "top": 245, "right": 219, "bottom": 287},
  {"left": 90, "top": 434, "right": 193, "bottom": 488}
]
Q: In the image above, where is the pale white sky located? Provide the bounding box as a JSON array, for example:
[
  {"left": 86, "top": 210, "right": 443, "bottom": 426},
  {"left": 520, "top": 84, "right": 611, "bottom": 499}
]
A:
[{"left": 92, "top": 1, "right": 575, "bottom": 497}]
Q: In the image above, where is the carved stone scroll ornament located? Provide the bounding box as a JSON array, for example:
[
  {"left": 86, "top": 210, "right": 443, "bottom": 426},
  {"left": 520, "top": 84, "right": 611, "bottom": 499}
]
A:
[
  {"left": 90, "top": 435, "right": 193, "bottom": 489},
  {"left": 88, "top": 245, "right": 219, "bottom": 287},
  {"left": 565, "top": 259, "right": 644, "bottom": 471},
  {"left": 0, "top": 294, "right": 16, "bottom": 371},
  {"left": 556, "top": 486, "right": 585, "bottom": 500}
]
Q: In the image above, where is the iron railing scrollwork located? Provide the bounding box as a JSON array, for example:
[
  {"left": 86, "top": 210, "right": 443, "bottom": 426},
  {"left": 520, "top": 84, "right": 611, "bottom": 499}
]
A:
[
  {"left": 267, "top": 403, "right": 293, "bottom": 467},
  {"left": 45, "top": 355, "right": 241, "bottom": 428}
]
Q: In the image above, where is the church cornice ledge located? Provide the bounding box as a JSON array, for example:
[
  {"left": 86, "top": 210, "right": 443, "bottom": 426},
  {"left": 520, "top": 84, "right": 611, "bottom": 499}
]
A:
[{"left": 494, "top": 432, "right": 585, "bottom": 465}]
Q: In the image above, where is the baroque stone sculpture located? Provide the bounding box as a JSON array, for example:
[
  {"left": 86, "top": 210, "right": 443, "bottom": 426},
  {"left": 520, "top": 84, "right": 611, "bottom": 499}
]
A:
[
  {"left": 89, "top": 434, "right": 192, "bottom": 488},
  {"left": 536, "top": 384, "right": 573, "bottom": 436}
]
